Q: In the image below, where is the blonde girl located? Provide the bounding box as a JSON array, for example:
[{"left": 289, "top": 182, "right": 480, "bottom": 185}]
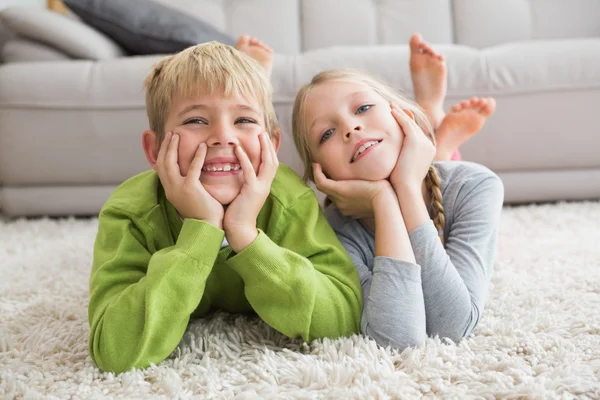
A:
[{"left": 292, "top": 68, "right": 504, "bottom": 350}]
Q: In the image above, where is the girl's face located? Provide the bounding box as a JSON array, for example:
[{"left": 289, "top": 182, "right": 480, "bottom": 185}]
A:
[{"left": 304, "top": 80, "right": 404, "bottom": 181}]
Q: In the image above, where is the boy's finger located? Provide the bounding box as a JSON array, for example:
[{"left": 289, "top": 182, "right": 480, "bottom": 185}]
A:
[
  {"left": 267, "top": 133, "right": 278, "bottom": 165},
  {"left": 165, "top": 133, "right": 181, "bottom": 182},
  {"left": 155, "top": 131, "right": 171, "bottom": 170},
  {"left": 187, "top": 143, "right": 207, "bottom": 183},
  {"left": 259, "top": 133, "right": 273, "bottom": 168},
  {"left": 235, "top": 145, "right": 256, "bottom": 184}
]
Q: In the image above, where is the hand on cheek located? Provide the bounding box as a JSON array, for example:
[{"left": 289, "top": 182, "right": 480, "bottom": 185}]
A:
[
  {"left": 154, "top": 132, "right": 224, "bottom": 228},
  {"left": 389, "top": 104, "right": 436, "bottom": 190},
  {"left": 223, "top": 133, "right": 279, "bottom": 252}
]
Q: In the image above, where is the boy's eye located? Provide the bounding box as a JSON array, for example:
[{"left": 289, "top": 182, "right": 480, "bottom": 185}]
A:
[
  {"left": 320, "top": 129, "right": 334, "bottom": 144},
  {"left": 356, "top": 104, "right": 372, "bottom": 114},
  {"left": 184, "top": 118, "right": 207, "bottom": 125},
  {"left": 235, "top": 117, "right": 256, "bottom": 124}
]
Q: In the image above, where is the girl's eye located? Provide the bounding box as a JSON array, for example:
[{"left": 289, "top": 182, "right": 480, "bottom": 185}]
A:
[
  {"left": 184, "top": 118, "right": 207, "bottom": 125},
  {"left": 356, "top": 104, "right": 372, "bottom": 114},
  {"left": 235, "top": 117, "right": 256, "bottom": 124},
  {"left": 320, "top": 129, "right": 334, "bottom": 144}
]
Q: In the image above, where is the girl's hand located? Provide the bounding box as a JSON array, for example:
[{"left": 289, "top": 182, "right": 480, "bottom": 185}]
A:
[
  {"left": 223, "top": 133, "right": 279, "bottom": 251},
  {"left": 155, "top": 132, "right": 224, "bottom": 228},
  {"left": 313, "top": 163, "right": 394, "bottom": 219},
  {"left": 389, "top": 104, "right": 436, "bottom": 190}
]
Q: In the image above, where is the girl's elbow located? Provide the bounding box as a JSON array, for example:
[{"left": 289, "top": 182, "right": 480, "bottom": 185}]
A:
[
  {"left": 364, "top": 325, "right": 425, "bottom": 351},
  {"left": 433, "top": 314, "right": 480, "bottom": 343}
]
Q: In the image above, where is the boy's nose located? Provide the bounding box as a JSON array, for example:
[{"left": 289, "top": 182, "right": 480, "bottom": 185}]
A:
[
  {"left": 209, "top": 139, "right": 237, "bottom": 147},
  {"left": 208, "top": 126, "right": 238, "bottom": 147}
]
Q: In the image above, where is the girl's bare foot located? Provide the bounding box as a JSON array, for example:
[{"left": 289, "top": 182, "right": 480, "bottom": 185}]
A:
[
  {"left": 409, "top": 33, "right": 447, "bottom": 129},
  {"left": 435, "top": 97, "right": 496, "bottom": 161},
  {"left": 236, "top": 34, "right": 273, "bottom": 78}
]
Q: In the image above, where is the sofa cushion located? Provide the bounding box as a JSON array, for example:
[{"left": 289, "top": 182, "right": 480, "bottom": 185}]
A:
[
  {"left": 2, "top": 37, "right": 72, "bottom": 63},
  {"left": 63, "top": 0, "right": 235, "bottom": 55},
  {"left": 0, "top": 6, "right": 125, "bottom": 60}
]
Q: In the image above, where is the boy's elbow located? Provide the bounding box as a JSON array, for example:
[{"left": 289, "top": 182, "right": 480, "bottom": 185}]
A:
[
  {"left": 91, "top": 339, "right": 138, "bottom": 374},
  {"left": 89, "top": 326, "right": 147, "bottom": 374}
]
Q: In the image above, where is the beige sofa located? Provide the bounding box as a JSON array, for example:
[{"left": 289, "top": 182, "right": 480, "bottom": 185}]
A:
[{"left": 1, "top": 0, "right": 600, "bottom": 217}]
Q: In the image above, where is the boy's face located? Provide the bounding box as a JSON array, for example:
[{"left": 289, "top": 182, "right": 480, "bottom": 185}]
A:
[{"left": 147, "top": 89, "right": 280, "bottom": 205}]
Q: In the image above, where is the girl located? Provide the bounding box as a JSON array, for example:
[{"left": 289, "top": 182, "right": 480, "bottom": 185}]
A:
[{"left": 290, "top": 63, "right": 504, "bottom": 349}]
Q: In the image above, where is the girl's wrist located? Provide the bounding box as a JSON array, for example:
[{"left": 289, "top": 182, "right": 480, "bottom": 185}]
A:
[
  {"left": 372, "top": 184, "right": 398, "bottom": 209},
  {"left": 393, "top": 180, "right": 421, "bottom": 197}
]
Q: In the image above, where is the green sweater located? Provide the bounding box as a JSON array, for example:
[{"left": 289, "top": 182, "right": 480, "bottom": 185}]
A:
[{"left": 89, "top": 164, "right": 362, "bottom": 373}]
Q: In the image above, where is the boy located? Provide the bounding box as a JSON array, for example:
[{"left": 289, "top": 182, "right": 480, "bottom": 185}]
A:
[{"left": 88, "top": 40, "right": 362, "bottom": 373}]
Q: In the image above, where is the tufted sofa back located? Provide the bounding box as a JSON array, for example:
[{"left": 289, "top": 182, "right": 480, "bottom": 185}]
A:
[{"left": 156, "top": 0, "right": 600, "bottom": 53}]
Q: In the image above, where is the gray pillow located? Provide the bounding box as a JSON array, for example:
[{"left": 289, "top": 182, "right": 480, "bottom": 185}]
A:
[{"left": 62, "top": 0, "right": 235, "bottom": 55}]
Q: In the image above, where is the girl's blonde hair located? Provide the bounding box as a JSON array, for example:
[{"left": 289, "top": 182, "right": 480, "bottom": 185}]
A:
[
  {"left": 144, "top": 41, "right": 279, "bottom": 144},
  {"left": 291, "top": 68, "right": 445, "bottom": 244}
]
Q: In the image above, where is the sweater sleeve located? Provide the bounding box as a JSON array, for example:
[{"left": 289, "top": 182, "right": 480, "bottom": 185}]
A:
[
  {"left": 226, "top": 191, "right": 362, "bottom": 341},
  {"left": 336, "top": 229, "right": 427, "bottom": 350},
  {"left": 409, "top": 173, "right": 504, "bottom": 342},
  {"left": 88, "top": 208, "right": 224, "bottom": 373}
]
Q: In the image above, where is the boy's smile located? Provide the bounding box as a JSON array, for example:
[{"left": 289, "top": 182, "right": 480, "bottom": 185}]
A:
[{"left": 201, "top": 156, "right": 242, "bottom": 175}]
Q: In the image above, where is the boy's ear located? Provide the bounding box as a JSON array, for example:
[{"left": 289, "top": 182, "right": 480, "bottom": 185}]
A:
[
  {"left": 270, "top": 129, "right": 282, "bottom": 153},
  {"left": 142, "top": 130, "right": 159, "bottom": 168}
]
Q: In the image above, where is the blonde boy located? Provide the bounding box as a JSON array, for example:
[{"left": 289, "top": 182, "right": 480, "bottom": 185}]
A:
[{"left": 88, "top": 42, "right": 362, "bottom": 373}]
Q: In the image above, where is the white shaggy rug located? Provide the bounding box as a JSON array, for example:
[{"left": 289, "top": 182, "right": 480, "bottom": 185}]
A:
[{"left": 1, "top": 201, "right": 600, "bottom": 399}]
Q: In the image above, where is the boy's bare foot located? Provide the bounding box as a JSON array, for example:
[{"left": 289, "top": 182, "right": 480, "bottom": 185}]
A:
[
  {"left": 409, "top": 33, "right": 447, "bottom": 129},
  {"left": 435, "top": 97, "right": 496, "bottom": 161},
  {"left": 236, "top": 34, "right": 273, "bottom": 78}
]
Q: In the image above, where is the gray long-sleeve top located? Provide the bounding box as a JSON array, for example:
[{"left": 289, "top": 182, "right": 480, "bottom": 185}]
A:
[{"left": 325, "top": 161, "right": 504, "bottom": 350}]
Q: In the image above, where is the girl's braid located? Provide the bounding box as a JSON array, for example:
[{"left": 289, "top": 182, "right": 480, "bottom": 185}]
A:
[{"left": 425, "top": 165, "right": 445, "bottom": 245}]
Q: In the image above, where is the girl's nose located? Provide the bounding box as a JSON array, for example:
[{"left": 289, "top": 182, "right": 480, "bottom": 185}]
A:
[{"left": 345, "top": 124, "right": 363, "bottom": 138}]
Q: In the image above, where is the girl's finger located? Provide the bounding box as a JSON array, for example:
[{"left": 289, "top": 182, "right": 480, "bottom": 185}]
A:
[
  {"left": 187, "top": 143, "right": 207, "bottom": 183},
  {"left": 235, "top": 145, "right": 256, "bottom": 184},
  {"left": 391, "top": 106, "right": 418, "bottom": 139},
  {"left": 312, "top": 163, "right": 338, "bottom": 194}
]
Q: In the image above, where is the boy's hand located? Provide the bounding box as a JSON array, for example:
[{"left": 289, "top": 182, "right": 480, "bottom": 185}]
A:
[
  {"left": 389, "top": 104, "right": 436, "bottom": 191},
  {"left": 155, "top": 132, "right": 224, "bottom": 228},
  {"left": 313, "top": 163, "right": 394, "bottom": 219},
  {"left": 224, "top": 133, "right": 278, "bottom": 251}
]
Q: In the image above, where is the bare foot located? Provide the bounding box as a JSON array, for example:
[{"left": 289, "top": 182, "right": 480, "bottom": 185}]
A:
[
  {"left": 236, "top": 34, "right": 273, "bottom": 78},
  {"left": 435, "top": 97, "right": 497, "bottom": 161},
  {"left": 409, "top": 33, "right": 447, "bottom": 129}
]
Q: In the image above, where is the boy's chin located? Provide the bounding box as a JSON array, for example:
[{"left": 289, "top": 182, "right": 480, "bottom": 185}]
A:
[{"left": 206, "top": 185, "right": 241, "bottom": 206}]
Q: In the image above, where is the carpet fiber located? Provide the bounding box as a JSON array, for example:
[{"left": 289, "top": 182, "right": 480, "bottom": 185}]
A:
[{"left": 1, "top": 202, "right": 599, "bottom": 399}]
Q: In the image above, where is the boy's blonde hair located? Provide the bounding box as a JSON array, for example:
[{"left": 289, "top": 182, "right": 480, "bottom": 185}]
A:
[
  {"left": 292, "top": 68, "right": 446, "bottom": 244},
  {"left": 144, "top": 41, "right": 279, "bottom": 143}
]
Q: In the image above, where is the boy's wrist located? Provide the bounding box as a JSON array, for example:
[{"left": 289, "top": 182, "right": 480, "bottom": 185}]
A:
[
  {"left": 203, "top": 218, "right": 223, "bottom": 230},
  {"left": 225, "top": 225, "right": 259, "bottom": 253}
]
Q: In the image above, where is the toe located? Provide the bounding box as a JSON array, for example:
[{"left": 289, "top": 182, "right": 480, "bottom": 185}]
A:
[
  {"left": 236, "top": 34, "right": 249, "bottom": 48},
  {"left": 409, "top": 33, "right": 424, "bottom": 53}
]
